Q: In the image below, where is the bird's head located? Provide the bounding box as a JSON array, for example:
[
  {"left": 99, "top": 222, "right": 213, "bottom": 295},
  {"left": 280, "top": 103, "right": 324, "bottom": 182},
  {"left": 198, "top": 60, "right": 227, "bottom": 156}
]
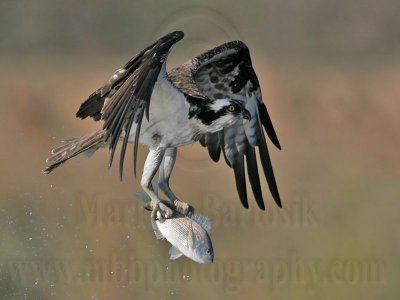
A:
[{"left": 192, "top": 98, "right": 251, "bottom": 132}]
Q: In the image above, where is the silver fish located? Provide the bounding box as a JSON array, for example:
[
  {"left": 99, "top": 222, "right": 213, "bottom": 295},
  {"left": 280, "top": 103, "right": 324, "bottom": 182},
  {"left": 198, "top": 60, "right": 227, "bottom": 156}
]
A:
[
  {"left": 153, "top": 210, "right": 213, "bottom": 263},
  {"left": 134, "top": 183, "right": 214, "bottom": 264}
]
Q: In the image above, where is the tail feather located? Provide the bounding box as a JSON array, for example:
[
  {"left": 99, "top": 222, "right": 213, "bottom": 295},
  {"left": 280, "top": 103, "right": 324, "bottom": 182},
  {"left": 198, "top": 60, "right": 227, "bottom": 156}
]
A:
[{"left": 43, "top": 130, "right": 106, "bottom": 174}]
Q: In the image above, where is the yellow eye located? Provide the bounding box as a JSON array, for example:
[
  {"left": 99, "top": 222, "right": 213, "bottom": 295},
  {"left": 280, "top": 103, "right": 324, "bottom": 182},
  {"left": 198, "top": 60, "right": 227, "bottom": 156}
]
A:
[{"left": 227, "top": 105, "right": 236, "bottom": 112}]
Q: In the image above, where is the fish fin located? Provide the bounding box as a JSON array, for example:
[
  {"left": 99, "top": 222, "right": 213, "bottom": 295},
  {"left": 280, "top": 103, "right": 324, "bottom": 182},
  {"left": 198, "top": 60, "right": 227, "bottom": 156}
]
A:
[
  {"left": 150, "top": 217, "right": 164, "bottom": 240},
  {"left": 191, "top": 213, "right": 212, "bottom": 232},
  {"left": 169, "top": 246, "right": 183, "bottom": 260},
  {"left": 133, "top": 191, "right": 151, "bottom": 204},
  {"left": 83, "top": 147, "right": 97, "bottom": 158}
]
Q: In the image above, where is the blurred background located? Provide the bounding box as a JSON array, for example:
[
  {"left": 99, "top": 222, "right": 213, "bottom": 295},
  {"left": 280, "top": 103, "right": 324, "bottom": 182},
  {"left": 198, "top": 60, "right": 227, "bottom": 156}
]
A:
[{"left": 1, "top": 0, "right": 399, "bottom": 299}]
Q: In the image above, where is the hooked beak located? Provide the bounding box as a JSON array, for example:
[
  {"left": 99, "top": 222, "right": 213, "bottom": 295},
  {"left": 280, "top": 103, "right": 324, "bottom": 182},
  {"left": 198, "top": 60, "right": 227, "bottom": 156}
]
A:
[{"left": 242, "top": 109, "right": 251, "bottom": 121}]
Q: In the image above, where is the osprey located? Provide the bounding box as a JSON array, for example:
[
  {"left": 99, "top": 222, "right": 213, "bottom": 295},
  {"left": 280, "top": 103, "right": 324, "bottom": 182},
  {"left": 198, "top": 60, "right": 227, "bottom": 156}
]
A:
[{"left": 44, "top": 31, "right": 282, "bottom": 219}]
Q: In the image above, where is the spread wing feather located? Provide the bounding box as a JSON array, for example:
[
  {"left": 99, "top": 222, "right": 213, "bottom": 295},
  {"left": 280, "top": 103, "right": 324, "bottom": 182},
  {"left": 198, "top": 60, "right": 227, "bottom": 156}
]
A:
[
  {"left": 176, "top": 41, "right": 281, "bottom": 209},
  {"left": 245, "top": 146, "right": 264, "bottom": 209},
  {"left": 205, "top": 133, "right": 221, "bottom": 162},
  {"left": 76, "top": 31, "right": 184, "bottom": 179}
]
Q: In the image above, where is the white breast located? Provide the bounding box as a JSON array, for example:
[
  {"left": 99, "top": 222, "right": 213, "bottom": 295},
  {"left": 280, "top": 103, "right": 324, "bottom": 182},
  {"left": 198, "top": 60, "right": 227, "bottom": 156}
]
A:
[{"left": 127, "top": 74, "right": 204, "bottom": 148}]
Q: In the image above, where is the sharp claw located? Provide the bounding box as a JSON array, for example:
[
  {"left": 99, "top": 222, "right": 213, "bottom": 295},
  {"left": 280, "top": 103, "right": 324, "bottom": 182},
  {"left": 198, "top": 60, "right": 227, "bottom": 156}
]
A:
[
  {"left": 144, "top": 203, "right": 153, "bottom": 211},
  {"left": 187, "top": 206, "right": 195, "bottom": 217},
  {"left": 172, "top": 199, "right": 195, "bottom": 216},
  {"left": 150, "top": 199, "right": 174, "bottom": 220},
  {"left": 150, "top": 206, "right": 158, "bottom": 221}
]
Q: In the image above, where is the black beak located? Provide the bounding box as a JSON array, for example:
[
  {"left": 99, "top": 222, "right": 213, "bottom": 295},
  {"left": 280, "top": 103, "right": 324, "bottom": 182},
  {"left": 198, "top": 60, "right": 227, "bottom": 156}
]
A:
[{"left": 242, "top": 109, "right": 251, "bottom": 120}]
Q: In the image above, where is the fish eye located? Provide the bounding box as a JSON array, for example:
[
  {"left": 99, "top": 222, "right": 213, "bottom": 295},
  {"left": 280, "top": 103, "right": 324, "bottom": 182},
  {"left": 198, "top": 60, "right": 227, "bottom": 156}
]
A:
[{"left": 227, "top": 104, "right": 236, "bottom": 112}]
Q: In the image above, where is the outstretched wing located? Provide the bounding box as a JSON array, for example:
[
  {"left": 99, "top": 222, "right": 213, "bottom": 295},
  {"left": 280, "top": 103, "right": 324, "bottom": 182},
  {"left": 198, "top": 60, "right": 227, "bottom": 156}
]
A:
[
  {"left": 76, "top": 31, "right": 184, "bottom": 179},
  {"left": 187, "top": 41, "right": 281, "bottom": 210}
]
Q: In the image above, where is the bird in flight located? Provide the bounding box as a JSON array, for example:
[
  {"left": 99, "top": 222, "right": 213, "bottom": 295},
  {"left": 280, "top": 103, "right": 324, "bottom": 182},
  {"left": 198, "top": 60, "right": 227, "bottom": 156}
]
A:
[{"left": 43, "top": 31, "right": 282, "bottom": 219}]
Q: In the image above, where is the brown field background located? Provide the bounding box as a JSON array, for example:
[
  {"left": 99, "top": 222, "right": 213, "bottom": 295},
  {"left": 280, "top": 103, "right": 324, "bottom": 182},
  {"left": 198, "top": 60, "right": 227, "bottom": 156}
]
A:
[{"left": 1, "top": 1, "right": 399, "bottom": 299}]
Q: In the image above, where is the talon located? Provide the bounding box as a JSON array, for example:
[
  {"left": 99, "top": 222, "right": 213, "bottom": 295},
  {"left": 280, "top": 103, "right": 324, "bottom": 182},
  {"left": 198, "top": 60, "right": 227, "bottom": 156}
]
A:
[
  {"left": 143, "top": 203, "right": 153, "bottom": 211},
  {"left": 172, "top": 199, "right": 194, "bottom": 216},
  {"left": 150, "top": 199, "right": 174, "bottom": 220}
]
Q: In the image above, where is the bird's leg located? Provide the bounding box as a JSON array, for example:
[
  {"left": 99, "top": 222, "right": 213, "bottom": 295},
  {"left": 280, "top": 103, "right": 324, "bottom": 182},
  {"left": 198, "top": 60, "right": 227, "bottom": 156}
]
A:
[
  {"left": 158, "top": 147, "right": 194, "bottom": 216},
  {"left": 141, "top": 147, "right": 173, "bottom": 220}
]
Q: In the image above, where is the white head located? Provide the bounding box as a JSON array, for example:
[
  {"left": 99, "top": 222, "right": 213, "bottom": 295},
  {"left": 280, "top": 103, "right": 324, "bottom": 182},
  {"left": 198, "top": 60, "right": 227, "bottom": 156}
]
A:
[{"left": 192, "top": 98, "right": 251, "bottom": 133}]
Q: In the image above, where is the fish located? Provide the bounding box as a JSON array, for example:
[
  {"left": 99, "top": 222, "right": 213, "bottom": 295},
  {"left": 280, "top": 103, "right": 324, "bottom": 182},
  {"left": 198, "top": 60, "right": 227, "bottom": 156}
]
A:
[
  {"left": 134, "top": 181, "right": 214, "bottom": 264},
  {"left": 153, "top": 210, "right": 214, "bottom": 264}
]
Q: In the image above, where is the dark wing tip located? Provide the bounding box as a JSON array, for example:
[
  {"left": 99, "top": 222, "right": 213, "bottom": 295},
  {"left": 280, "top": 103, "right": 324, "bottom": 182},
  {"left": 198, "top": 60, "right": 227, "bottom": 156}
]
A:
[
  {"left": 258, "top": 136, "right": 282, "bottom": 208},
  {"left": 242, "top": 201, "right": 249, "bottom": 209},
  {"left": 208, "top": 148, "right": 221, "bottom": 162},
  {"left": 259, "top": 103, "right": 281, "bottom": 150},
  {"left": 159, "top": 31, "right": 184, "bottom": 46},
  {"left": 232, "top": 156, "right": 249, "bottom": 209},
  {"left": 246, "top": 147, "right": 265, "bottom": 210},
  {"left": 271, "top": 188, "right": 282, "bottom": 208},
  {"left": 273, "top": 134, "right": 282, "bottom": 151},
  {"left": 172, "top": 31, "right": 184, "bottom": 39},
  {"left": 205, "top": 133, "right": 221, "bottom": 162},
  {"left": 275, "top": 195, "right": 282, "bottom": 208}
]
